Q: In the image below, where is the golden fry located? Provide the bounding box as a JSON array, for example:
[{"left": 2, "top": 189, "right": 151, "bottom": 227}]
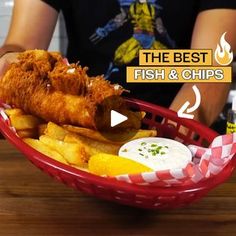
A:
[
  {"left": 64, "top": 133, "right": 120, "bottom": 155},
  {"left": 23, "top": 138, "right": 68, "bottom": 164},
  {"left": 44, "top": 122, "right": 68, "bottom": 140},
  {"left": 63, "top": 125, "right": 109, "bottom": 142},
  {"left": 10, "top": 114, "right": 43, "bottom": 130},
  {"left": 39, "top": 135, "right": 89, "bottom": 167},
  {"left": 140, "top": 111, "right": 146, "bottom": 119},
  {"left": 63, "top": 125, "right": 157, "bottom": 144},
  {"left": 128, "top": 129, "right": 157, "bottom": 140},
  {"left": 4, "top": 108, "right": 25, "bottom": 117}
]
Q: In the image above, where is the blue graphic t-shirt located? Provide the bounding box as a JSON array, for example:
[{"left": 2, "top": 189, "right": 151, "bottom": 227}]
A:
[{"left": 42, "top": 0, "right": 236, "bottom": 106}]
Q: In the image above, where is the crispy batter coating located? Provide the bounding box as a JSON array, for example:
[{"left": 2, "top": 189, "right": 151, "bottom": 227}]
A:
[{"left": 48, "top": 61, "right": 89, "bottom": 96}]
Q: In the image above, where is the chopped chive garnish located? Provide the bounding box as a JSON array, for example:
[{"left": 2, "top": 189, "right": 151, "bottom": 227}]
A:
[
  {"left": 122, "top": 149, "right": 128, "bottom": 152},
  {"left": 138, "top": 148, "right": 142, "bottom": 152},
  {"left": 160, "top": 152, "right": 166, "bottom": 155},
  {"left": 139, "top": 153, "right": 144, "bottom": 156},
  {"left": 141, "top": 142, "right": 147, "bottom": 146},
  {"left": 151, "top": 144, "right": 157, "bottom": 147}
]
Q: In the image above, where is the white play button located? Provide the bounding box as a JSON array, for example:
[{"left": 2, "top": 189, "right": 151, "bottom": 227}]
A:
[
  {"left": 110, "top": 110, "right": 128, "bottom": 127},
  {"left": 94, "top": 95, "right": 142, "bottom": 142}
]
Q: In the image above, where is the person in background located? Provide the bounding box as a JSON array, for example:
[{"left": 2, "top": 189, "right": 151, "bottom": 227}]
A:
[{"left": 0, "top": 0, "right": 236, "bottom": 129}]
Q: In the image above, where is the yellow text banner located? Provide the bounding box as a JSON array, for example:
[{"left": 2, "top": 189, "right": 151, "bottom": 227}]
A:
[
  {"left": 126, "top": 66, "right": 232, "bottom": 83},
  {"left": 139, "top": 49, "right": 213, "bottom": 66}
]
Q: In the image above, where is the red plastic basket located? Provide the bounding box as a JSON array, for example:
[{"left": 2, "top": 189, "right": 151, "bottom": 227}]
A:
[{"left": 0, "top": 98, "right": 236, "bottom": 210}]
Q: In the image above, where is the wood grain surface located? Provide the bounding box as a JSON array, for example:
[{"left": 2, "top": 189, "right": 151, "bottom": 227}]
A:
[{"left": 0, "top": 139, "right": 236, "bottom": 236}]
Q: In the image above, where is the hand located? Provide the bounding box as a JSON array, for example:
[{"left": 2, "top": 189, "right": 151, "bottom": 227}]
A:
[{"left": 0, "top": 52, "right": 19, "bottom": 78}]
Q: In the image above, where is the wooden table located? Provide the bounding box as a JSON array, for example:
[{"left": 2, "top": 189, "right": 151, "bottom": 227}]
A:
[{"left": 0, "top": 140, "right": 236, "bottom": 236}]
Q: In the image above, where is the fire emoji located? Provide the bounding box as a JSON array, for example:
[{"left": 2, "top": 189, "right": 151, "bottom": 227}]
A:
[{"left": 214, "top": 32, "right": 233, "bottom": 66}]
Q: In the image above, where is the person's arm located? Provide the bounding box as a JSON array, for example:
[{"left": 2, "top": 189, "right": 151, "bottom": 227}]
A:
[
  {"left": 170, "top": 9, "right": 236, "bottom": 126},
  {"left": 0, "top": 0, "right": 59, "bottom": 75},
  {"left": 1, "top": 0, "right": 59, "bottom": 55}
]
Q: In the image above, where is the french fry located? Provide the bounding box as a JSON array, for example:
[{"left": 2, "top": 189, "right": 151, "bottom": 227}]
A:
[
  {"left": 9, "top": 114, "right": 43, "bottom": 130},
  {"left": 127, "top": 129, "right": 157, "bottom": 140},
  {"left": 23, "top": 138, "right": 68, "bottom": 164},
  {"left": 44, "top": 122, "right": 68, "bottom": 140},
  {"left": 64, "top": 133, "right": 120, "bottom": 155},
  {"left": 17, "top": 129, "right": 38, "bottom": 138},
  {"left": 140, "top": 111, "right": 146, "bottom": 119},
  {"left": 63, "top": 125, "right": 157, "bottom": 144},
  {"left": 39, "top": 135, "right": 89, "bottom": 167},
  {"left": 4, "top": 108, "right": 25, "bottom": 117},
  {"left": 63, "top": 125, "right": 109, "bottom": 142}
]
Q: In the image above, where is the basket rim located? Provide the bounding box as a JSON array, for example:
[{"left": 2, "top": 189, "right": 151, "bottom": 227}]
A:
[{"left": 0, "top": 99, "right": 235, "bottom": 195}]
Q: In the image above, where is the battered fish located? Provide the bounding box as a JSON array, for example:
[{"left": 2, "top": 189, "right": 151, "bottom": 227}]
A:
[{"left": 0, "top": 50, "right": 140, "bottom": 129}]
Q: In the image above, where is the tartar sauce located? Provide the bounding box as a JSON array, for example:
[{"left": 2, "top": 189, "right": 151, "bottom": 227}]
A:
[{"left": 118, "top": 137, "right": 192, "bottom": 171}]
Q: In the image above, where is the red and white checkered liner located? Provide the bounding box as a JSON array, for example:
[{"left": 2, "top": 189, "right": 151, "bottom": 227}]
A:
[{"left": 0, "top": 102, "right": 235, "bottom": 187}]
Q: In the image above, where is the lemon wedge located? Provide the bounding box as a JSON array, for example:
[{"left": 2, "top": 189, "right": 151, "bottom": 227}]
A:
[{"left": 88, "top": 153, "right": 153, "bottom": 176}]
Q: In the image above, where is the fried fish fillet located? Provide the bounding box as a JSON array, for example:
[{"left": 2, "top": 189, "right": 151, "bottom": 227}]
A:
[{"left": 0, "top": 50, "right": 140, "bottom": 129}]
